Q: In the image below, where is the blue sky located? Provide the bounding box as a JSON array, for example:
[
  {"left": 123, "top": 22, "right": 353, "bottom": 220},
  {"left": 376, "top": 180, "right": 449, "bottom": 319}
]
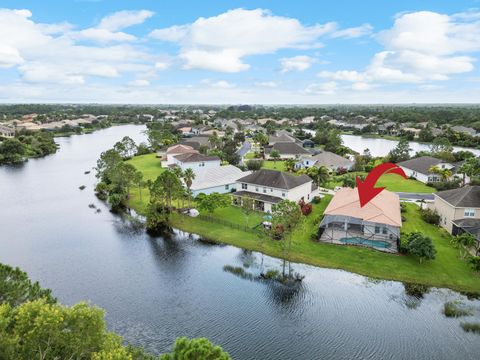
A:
[{"left": 1, "top": 0, "right": 480, "bottom": 103}]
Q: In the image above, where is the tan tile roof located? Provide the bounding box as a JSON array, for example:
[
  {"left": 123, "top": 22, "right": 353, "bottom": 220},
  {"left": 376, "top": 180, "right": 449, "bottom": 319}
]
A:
[
  {"left": 324, "top": 187, "right": 402, "bottom": 227},
  {"left": 166, "top": 144, "right": 197, "bottom": 155}
]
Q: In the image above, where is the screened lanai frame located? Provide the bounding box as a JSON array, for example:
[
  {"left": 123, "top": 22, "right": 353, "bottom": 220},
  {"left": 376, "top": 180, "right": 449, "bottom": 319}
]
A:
[{"left": 318, "top": 214, "right": 400, "bottom": 253}]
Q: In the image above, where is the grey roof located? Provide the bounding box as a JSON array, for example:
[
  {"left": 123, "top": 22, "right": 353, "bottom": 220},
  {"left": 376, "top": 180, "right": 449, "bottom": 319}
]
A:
[
  {"left": 231, "top": 191, "right": 282, "bottom": 204},
  {"left": 0, "top": 124, "right": 14, "bottom": 133},
  {"left": 174, "top": 153, "right": 220, "bottom": 163},
  {"left": 309, "top": 151, "right": 353, "bottom": 168},
  {"left": 453, "top": 218, "right": 480, "bottom": 241},
  {"left": 237, "top": 169, "right": 312, "bottom": 190},
  {"left": 266, "top": 142, "right": 310, "bottom": 155},
  {"left": 436, "top": 186, "right": 480, "bottom": 207},
  {"left": 397, "top": 156, "right": 444, "bottom": 174},
  {"left": 451, "top": 126, "right": 477, "bottom": 136}
]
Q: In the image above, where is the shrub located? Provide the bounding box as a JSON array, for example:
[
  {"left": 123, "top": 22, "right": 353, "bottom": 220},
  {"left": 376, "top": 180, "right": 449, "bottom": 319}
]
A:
[
  {"left": 460, "top": 322, "right": 480, "bottom": 334},
  {"left": 469, "top": 256, "right": 480, "bottom": 272},
  {"left": 311, "top": 196, "right": 321, "bottom": 204},
  {"left": 336, "top": 167, "right": 347, "bottom": 175},
  {"left": 444, "top": 301, "right": 473, "bottom": 317},
  {"left": 246, "top": 159, "right": 263, "bottom": 171},
  {"left": 405, "top": 232, "right": 436, "bottom": 263},
  {"left": 420, "top": 208, "right": 440, "bottom": 225},
  {"left": 400, "top": 203, "right": 407, "bottom": 213},
  {"left": 301, "top": 203, "right": 312, "bottom": 216}
]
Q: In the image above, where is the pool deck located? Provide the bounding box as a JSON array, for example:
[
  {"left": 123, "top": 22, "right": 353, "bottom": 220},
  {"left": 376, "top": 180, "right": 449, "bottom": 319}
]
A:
[{"left": 319, "top": 228, "right": 398, "bottom": 253}]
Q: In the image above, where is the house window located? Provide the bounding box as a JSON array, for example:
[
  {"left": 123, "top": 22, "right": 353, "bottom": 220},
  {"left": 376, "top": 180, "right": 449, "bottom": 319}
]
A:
[
  {"left": 282, "top": 192, "right": 286, "bottom": 197},
  {"left": 255, "top": 187, "right": 259, "bottom": 192},
  {"left": 270, "top": 188, "right": 273, "bottom": 192},
  {"left": 200, "top": 162, "right": 205, "bottom": 167},
  {"left": 465, "top": 208, "right": 476, "bottom": 217},
  {"left": 241, "top": 183, "right": 247, "bottom": 190},
  {"left": 263, "top": 187, "right": 267, "bottom": 193},
  {"left": 375, "top": 226, "right": 380, "bottom": 234},
  {"left": 225, "top": 184, "right": 229, "bottom": 190},
  {"left": 382, "top": 227, "right": 387, "bottom": 235},
  {"left": 307, "top": 194, "right": 310, "bottom": 200}
]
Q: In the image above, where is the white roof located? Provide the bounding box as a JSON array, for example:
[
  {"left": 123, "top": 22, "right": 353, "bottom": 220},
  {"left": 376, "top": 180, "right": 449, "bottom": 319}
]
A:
[{"left": 190, "top": 165, "right": 251, "bottom": 191}]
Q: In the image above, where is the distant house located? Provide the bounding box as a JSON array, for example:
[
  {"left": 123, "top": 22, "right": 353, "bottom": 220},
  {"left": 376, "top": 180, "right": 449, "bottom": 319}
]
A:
[
  {"left": 433, "top": 186, "right": 480, "bottom": 244},
  {"left": 163, "top": 144, "right": 198, "bottom": 166},
  {"left": 318, "top": 188, "right": 402, "bottom": 253},
  {"left": 397, "top": 156, "right": 467, "bottom": 184},
  {"left": 232, "top": 169, "right": 318, "bottom": 213},
  {"left": 300, "top": 116, "right": 315, "bottom": 124},
  {"left": 451, "top": 126, "right": 479, "bottom": 137},
  {"left": 180, "top": 136, "right": 211, "bottom": 150},
  {"left": 265, "top": 142, "right": 310, "bottom": 159},
  {"left": 295, "top": 151, "right": 354, "bottom": 171},
  {"left": 268, "top": 130, "right": 299, "bottom": 145},
  {"left": 173, "top": 153, "right": 221, "bottom": 171},
  {"left": 190, "top": 165, "right": 251, "bottom": 196},
  {"left": 0, "top": 124, "right": 15, "bottom": 138}
]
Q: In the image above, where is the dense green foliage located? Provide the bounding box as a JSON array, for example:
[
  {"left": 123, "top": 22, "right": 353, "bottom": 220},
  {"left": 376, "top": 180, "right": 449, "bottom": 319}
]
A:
[
  {"left": 0, "top": 264, "right": 230, "bottom": 360},
  {"left": 0, "top": 132, "right": 57, "bottom": 165},
  {"left": 404, "top": 232, "right": 436, "bottom": 263}
]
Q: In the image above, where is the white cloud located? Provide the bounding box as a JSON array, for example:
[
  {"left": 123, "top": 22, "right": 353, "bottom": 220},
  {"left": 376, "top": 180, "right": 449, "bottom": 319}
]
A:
[
  {"left": 73, "top": 28, "right": 136, "bottom": 43},
  {"left": 305, "top": 81, "right": 337, "bottom": 95},
  {"left": 331, "top": 23, "right": 373, "bottom": 39},
  {"left": 318, "top": 11, "right": 480, "bottom": 87},
  {"left": 254, "top": 81, "right": 279, "bottom": 87},
  {"left": 280, "top": 55, "right": 315, "bottom": 73},
  {"left": 154, "top": 61, "right": 170, "bottom": 70},
  {"left": 129, "top": 79, "right": 150, "bottom": 87},
  {"left": 150, "top": 8, "right": 335, "bottom": 72},
  {"left": 98, "top": 10, "right": 154, "bottom": 31},
  {"left": 0, "top": 8, "right": 152, "bottom": 85},
  {"left": 201, "top": 79, "right": 236, "bottom": 88}
]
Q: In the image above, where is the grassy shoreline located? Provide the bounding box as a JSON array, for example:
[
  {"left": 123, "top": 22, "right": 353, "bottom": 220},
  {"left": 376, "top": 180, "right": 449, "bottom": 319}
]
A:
[{"left": 125, "top": 154, "right": 480, "bottom": 293}]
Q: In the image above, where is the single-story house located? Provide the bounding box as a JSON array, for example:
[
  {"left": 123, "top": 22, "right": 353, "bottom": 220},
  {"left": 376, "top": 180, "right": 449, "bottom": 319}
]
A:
[
  {"left": 268, "top": 130, "right": 299, "bottom": 145},
  {"left": 450, "top": 126, "right": 479, "bottom": 137},
  {"left": 172, "top": 153, "right": 221, "bottom": 172},
  {"left": 295, "top": 151, "right": 354, "bottom": 171},
  {"left": 232, "top": 169, "right": 319, "bottom": 213},
  {"left": 433, "top": 186, "right": 480, "bottom": 244},
  {"left": 265, "top": 142, "right": 310, "bottom": 159},
  {"left": 0, "top": 124, "right": 15, "bottom": 138},
  {"left": 318, "top": 187, "right": 402, "bottom": 253},
  {"left": 190, "top": 165, "right": 251, "bottom": 197},
  {"left": 162, "top": 144, "right": 198, "bottom": 166},
  {"left": 397, "top": 156, "right": 467, "bottom": 184}
]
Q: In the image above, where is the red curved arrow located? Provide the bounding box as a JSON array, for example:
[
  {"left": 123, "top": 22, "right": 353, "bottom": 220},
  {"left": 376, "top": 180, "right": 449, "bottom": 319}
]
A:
[{"left": 356, "top": 163, "right": 407, "bottom": 207}]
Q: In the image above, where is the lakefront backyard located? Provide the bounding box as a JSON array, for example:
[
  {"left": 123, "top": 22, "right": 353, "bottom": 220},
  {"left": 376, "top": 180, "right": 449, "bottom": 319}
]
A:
[{"left": 126, "top": 154, "right": 480, "bottom": 293}]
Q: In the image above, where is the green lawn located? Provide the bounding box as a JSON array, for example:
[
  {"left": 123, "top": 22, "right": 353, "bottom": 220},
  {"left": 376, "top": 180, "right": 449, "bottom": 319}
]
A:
[
  {"left": 244, "top": 152, "right": 257, "bottom": 160},
  {"left": 261, "top": 160, "right": 288, "bottom": 172},
  {"left": 325, "top": 172, "right": 436, "bottom": 193},
  {"left": 168, "top": 200, "right": 480, "bottom": 293},
  {"left": 126, "top": 153, "right": 165, "bottom": 181},
  {"left": 126, "top": 154, "right": 479, "bottom": 293}
]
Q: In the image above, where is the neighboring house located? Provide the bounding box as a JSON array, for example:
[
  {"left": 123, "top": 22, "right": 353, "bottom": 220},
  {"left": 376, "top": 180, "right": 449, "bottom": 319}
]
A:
[
  {"left": 0, "top": 124, "right": 15, "bottom": 138},
  {"left": 318, "top": 188, "right": 402, "bottom": 253},
  {"left": 232, "top": 169, "right": 318, "bottom": 213},
  {"left": 172, "top": 153, "right": 221, "bottom": 171},
  {"left": 190, "top": 165, "right": 251, "bottom": 197},
  {"left": 451, "top": 126, "right": 479, "bottom": 137},
  {"left": 163, "top": 144, "right": 198, "bottom": 166},
  {"left": 397, "top": 156, "right": 467, "bottom": 184},
  {"left": 295, "top": 151, "right": 354, "bottom": 171},
  {"left": 432, "top": 186, "right": 480, "bottom": 243},
  {"left": 300, "top": 116, "right": 315, "bottom": 124},
  {"left": 268, "top": 130, "right": 299, "bottom": 145},
  {"left": 180, "top": 136, "right": 211, "bottom": 150},
  {"left": 265, "top": 142, "right": 310, "bottom": 159}
]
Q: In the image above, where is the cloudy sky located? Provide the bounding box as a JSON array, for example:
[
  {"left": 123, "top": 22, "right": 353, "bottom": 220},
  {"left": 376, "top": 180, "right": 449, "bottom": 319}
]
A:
[{"left": 2, "top": 0, "right": 480, "bottom": 103}]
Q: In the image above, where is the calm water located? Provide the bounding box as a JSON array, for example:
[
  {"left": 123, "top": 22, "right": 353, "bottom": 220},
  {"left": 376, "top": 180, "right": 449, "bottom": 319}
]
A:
[
  {"left": 1, "top": 125, "right": 480, "bottom": 360},
  {"left": 302, "top": 128, "right": 480, "bottom": 157}
]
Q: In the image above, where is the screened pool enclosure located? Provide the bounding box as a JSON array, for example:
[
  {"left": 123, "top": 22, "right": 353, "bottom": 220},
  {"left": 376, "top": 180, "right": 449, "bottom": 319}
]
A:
[{"left": 318, "top": 214, "right": 400, "bottom": 253}]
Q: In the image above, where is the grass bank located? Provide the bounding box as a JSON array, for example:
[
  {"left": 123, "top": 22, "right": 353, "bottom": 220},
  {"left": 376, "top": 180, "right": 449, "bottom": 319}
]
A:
[{"left": 126, "top": 154, "right": 479, "bottom": 293}]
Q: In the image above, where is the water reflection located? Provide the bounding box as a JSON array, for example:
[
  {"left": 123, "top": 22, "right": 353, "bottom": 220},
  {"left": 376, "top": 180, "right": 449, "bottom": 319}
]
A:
[{"left": 1, "top": 125, "right": 480, "bottom": 359}]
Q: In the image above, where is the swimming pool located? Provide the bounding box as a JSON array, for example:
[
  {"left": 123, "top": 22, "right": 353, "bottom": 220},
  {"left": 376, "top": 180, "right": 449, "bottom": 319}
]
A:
[{"left": 340, "top": 237, "right": 392, "bottom": 249}]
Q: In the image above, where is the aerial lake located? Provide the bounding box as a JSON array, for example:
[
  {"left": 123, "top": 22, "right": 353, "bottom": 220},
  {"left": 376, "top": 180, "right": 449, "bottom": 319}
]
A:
[{"left": 0, "top": 125, "right": 479, "bottom": 359}]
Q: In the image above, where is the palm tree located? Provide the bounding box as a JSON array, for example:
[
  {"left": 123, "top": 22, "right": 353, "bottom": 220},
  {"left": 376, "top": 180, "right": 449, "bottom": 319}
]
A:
[
  {"left": 183, "top": 168, "right": 196, "bottom": 209},
  {"left": 307, "top": 165, "right": 330, "bottom": 186},
  {"left": 172, "top": 167, "right": 184, "bottom": 208},
  {"left": 285, "top": 158, "right": 296, "bottom": 172},
  {"left": 428, "top": 166, "right": 452, "bottom": 182}
]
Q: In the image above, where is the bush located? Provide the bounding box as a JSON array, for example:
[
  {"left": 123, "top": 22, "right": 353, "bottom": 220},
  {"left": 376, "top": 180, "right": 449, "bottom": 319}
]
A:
[
  {"left": 336, "top": 167, "right": 347, "bottom": 175},
  {"left": 301, "top": 203, "right": 312, "bottom": 216},
  {"left": 469, "top": 256, "right": 480, "bottom": 272},
  {"left": 419, "top": 208, "right": 440, "bottom": 225},
  {"left": 246, "top": 159, "right": 264, "bottom": 171},
  {"left": 311, "top": 196, "right": 321, "bottom": 204},
  {"left": 460, "top": 322, "right": 480, "bottom": 334},
  {"left": 404, "top": 232, "right": 436, "bottom": 263},
  {"left": 444, "top": 301, "right": 473, "bottom": 317}
]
